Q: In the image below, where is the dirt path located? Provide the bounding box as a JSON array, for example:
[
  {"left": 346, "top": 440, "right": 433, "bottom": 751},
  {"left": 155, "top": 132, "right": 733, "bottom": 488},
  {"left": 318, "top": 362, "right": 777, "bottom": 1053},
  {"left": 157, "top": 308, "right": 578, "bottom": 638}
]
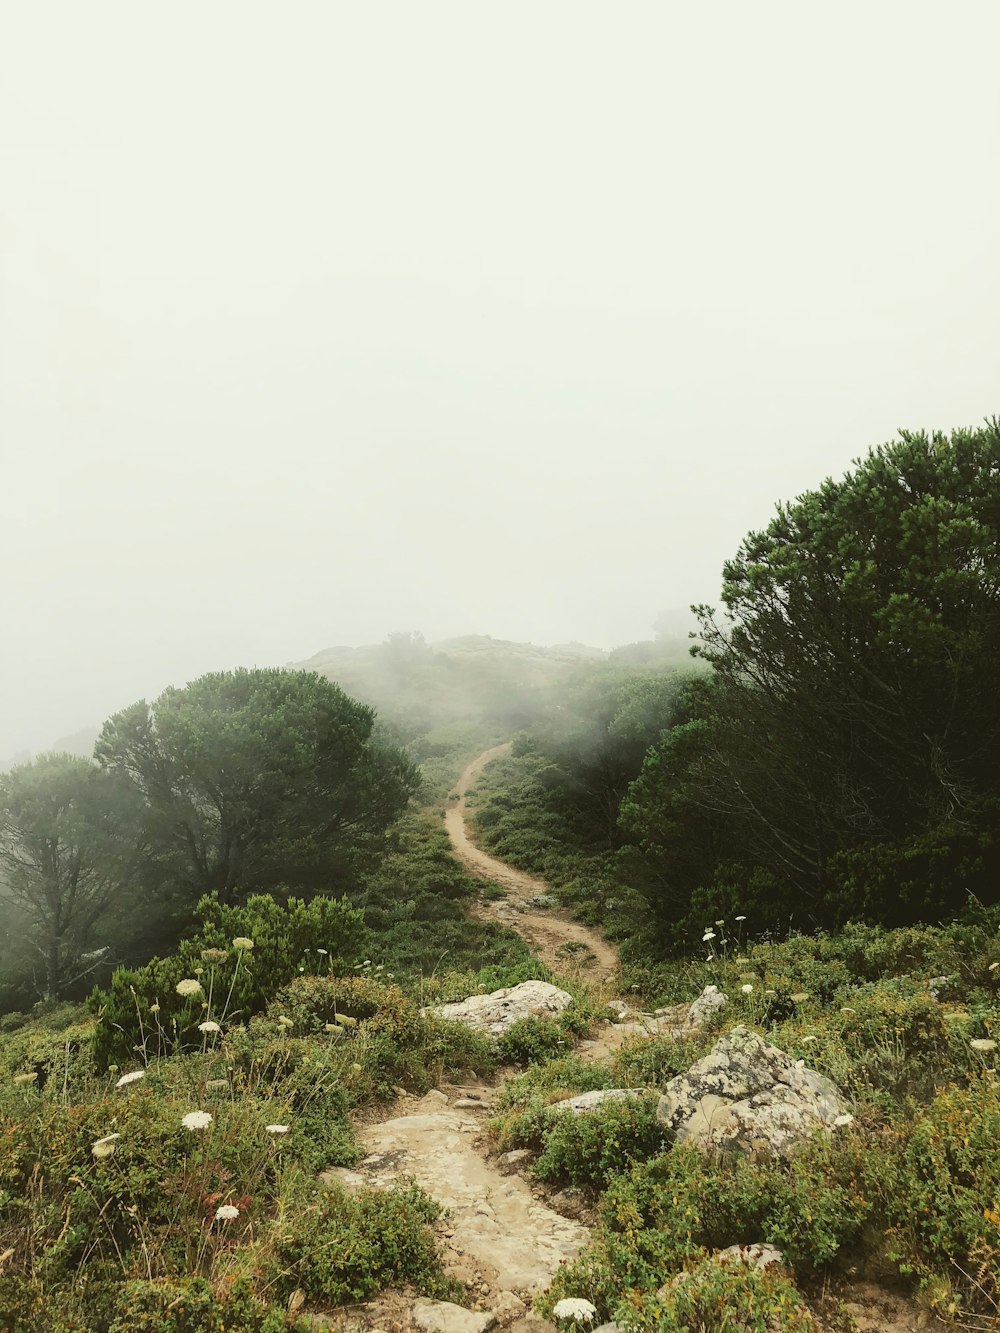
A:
[{"left": 445, "top": 745, "right": 619, "bottom": 987}]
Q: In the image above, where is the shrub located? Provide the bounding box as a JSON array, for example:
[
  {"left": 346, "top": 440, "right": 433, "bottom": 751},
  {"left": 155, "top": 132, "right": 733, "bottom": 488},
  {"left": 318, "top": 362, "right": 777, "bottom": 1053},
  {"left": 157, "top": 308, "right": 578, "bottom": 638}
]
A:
[
  {"left": 496, "top": 1017, "right": 573, "bottom": 1065},
  {"left": 90, "top": 894, "right": 367, "bottom": 1069},
  {"left": 267, "top": 1181, "right": 457, "bottom": 1306},
  {"left": 106, "top": 1276, "right": 305, "bottom": 1332},
  {"left": 619, "top": 1255, "right": 817, "bottom": 1332},
  {"left": 531, "top": 1095, "right": 669, "bottom": 1190},
  {"left": 877, "top": 1073, "right": 1000, "bottom": 1315}
]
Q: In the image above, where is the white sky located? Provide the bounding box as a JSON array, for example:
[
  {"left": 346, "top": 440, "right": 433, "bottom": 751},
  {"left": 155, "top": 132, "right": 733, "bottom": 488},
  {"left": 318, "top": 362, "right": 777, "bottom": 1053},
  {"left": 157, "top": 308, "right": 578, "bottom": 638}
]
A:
[{"left": 2, "top": 1, "right": 999, "bottom": 756}]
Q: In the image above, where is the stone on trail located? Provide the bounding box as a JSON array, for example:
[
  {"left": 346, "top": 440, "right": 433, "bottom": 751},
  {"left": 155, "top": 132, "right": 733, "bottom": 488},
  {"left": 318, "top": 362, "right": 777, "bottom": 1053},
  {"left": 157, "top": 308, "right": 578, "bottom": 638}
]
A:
[
  {"left": 656, "top": 1025, "right": 849, "bottom": 1158},
  {"left": 422, "top": 981, "right": 573, "bottom": 1035},
  {"left": 549, "top": 1088, "right": 645, "bottom": 1114},
  {"left": 411, "top": 1300, "right": 496, "bottom": 1333}
]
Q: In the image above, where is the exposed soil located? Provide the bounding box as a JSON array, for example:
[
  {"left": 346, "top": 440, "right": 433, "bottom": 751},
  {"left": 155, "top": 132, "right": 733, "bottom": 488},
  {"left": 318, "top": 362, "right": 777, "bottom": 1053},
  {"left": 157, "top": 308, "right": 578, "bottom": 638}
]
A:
[{"left": 445, "top": 745, "right": 619, "bottom": 987}]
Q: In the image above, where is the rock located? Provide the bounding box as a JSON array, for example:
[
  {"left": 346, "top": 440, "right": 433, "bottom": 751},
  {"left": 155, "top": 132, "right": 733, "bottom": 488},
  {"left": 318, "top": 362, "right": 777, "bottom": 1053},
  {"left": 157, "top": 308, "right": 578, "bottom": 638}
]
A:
[
  {"left": 549, "top": 1088, "right": 645, "bottom": 1114},
  {"left": 715, "top": 1242, "right": 785, "bottom": 1270},
  {"left": 656, "top": 1025, "right": 849, "bottom": 1159},
  {"left": 508, "top": 1321, "right": 556, "bottom": 1333},
  {"left": 592, "top": 1325, "right": 626, "bottom": 1333},
  {"left": 497, "top": 1148, "right": 533, "bottom": 1172},
  {"left": 684, "top": 985, "right": 728, "bottom": 1030},
  {"left": 928, "top": 975, "right": 949, "bottom": 999},
  {"left": 411, "top": 1299, "right": 496, "bottom": 1333},
  {"left": 454, "top": 1098, "right": 492, "bottom": 1110},
  {"left": 423, "top": 981, "right": 574, "bottom": 1035},
  {"left": 491, "top": 1291, "right": 527, "bottom": 1322},
  {"left": 606, "top": 1000, "right": 631, "bottom": 1020}
]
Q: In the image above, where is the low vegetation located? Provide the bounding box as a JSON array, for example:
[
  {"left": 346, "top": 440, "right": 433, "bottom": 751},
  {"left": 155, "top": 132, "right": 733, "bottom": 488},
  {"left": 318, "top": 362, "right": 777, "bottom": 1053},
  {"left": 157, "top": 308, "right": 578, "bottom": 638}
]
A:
[{"left": 3, "top": 423, "right": 1000, "bottom": 1327}]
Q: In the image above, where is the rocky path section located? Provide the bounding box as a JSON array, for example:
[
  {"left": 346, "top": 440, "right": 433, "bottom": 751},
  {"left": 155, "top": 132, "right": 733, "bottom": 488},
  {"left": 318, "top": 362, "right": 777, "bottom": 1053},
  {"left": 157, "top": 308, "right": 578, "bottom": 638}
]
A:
[
  {"left": 323, "top": 1084, "right": 588, "bottom": 1330},
  {"left": 445, "top": 745, "right": 619, "bottom": 986}
]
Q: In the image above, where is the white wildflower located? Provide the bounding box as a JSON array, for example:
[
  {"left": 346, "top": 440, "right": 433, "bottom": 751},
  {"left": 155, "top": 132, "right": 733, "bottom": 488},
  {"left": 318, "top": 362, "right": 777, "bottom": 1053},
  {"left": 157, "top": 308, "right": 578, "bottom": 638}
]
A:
[
  {"left": 741, "top": 984, "right": 753, "bottom": 995},
  {"left": 175, "top": 979, "right": 203, "bottom": 998},
  {"left": 181, "top": 1110, "right": 213, "bottom": 1131},
  {"left": 214, "top": 1203, "right": 240, "bottom": 1221},
  {"left": 276, "top": 1016, "right": 294, "bottom": 1029},
  {"left": 989, "top": 962, "right": 999, "bottom": 972},
  {"left": 552, "top": 1298, "right": 597, "bottom": 1323},
  {"left": 91, "top": 1133, "right": 121, "bottom": 1160},
  {"left": 715, "top": 919, "right": 725, "bottom": 926},
  {"left": 116, "top": 1070, "right": 146, "bottom": 1088},
  {"left": 13, "top": 1072, "right": 38, "bottom": 1085},
  {"left": 316, "top": 948, "right": 329, "bottom": 956},
  {"left": 702, "top": 930, "right": 716, "bottom": 942},
  {"left": 790, "top": 992, "right": 810, "bottom": 1003},
  {"left": 802, "top": 1035, "right": 818, "bottom": 1044},
  {"left": 265, "top": 1123, "right": 290, "bottom": 1135},
  {"left": 970, "top": 1038, "right": 998, "bottom": 1053},
  {"left": 149, "top": 1003, "right": 161, "bottom": 1015},
  {"left": 232, "top": 937, "right": 254, "bottom": 950},
  {"left": 833, "top": 1113, "right": 854, "bottom": 1127},
  {"left": 325, "top": 1023, "right": 344, "bottom": 1034},
  {"left": 735, "top": 915, "right": 747, "bottom": 922},
  {"left": 198, "top": 1020, "right": 221, "bottom": 1034}
]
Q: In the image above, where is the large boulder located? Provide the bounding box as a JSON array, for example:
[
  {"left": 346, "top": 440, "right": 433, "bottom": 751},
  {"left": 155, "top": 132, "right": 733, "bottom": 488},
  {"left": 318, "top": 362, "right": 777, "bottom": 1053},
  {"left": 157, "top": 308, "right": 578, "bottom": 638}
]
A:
[
  {"left": 422, "top": 980, "right": 573, "bottom": 1035},
  {"left": 656, "top": 1025, "right": 848, "bottom": 1159}
]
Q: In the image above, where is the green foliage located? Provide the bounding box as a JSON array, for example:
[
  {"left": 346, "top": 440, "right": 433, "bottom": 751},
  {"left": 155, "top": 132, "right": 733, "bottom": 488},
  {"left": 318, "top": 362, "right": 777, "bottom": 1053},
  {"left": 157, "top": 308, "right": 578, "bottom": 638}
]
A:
[
  {"left": 267, "top": 1181, "right": 456, "bottom": 1306},
  {"left": 90, "top": 893, "right": 367, "bottom": 1069},
  {"left": 105, "top": 1277, "right": 306, "bottom": 1332},
  {"left": 95, "top": 666, "right": 420, "bottom": 907},
  {"left": 620, "top": 1257, "right": 817, "bottom": 1332},
  {"left": 878, "top": 1074, "right": 1000, "bottom": 1312},
  {"left": 531, "top": 1096, "right": 669, "bottom": 1189},
  {"left": 496, "top": 1016, "right": 574, "bottom": 1066},
  {"left": 627, "top": 422, "right": 1000, "bottom": 934}
]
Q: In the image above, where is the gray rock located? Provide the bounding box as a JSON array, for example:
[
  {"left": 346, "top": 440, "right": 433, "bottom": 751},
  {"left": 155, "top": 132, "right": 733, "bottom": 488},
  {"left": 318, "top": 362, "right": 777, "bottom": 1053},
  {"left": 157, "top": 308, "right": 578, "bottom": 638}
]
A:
[
  {"left": 606, "top": 1000, "right": 631, "bottom": 1020},
  {"left": 423, "top": 981, "right": 574, "bottom": 1035},
  {"left": 684, "top": 984, "right": 728, "bottom": 1030},
  {"left": 454, "top": 1098, "right": 492, "bottom": 1110},
  {"left": 498, "top": 1148, "right": 533, "bottom": 1172},
  {"left": 549, "top": 1088, "right": 645, "bottom": 1115},
  {"left": 411, "top": 1300, "right": 496, "bottom": 1333},
  {"left": 656, "top": 1025, "right": 849, "bottom": 1159},
  {"left": 928, "top": 975, "right": 950, "bottom": 999},
  {"left": 715, "top": 1242, "right": 785, "bottom": 1269}
]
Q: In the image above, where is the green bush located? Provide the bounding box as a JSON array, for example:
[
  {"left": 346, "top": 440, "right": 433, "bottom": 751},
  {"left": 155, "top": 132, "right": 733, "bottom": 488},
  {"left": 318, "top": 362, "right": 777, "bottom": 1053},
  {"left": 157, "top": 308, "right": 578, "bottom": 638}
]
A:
[
  {"left": 618, "top": 1255, "right": 817, "bottom": 1332},
  {"left": 90, "top": 894, "right": 367, "bottom": 1069},
  {"left": 268, "top": 1181, "right": 457, "bottom": 1306},
  {"left": 107, "top": 1276, "right": 305, "bottom": 1332},
  {"left": 531, "top": 1095, "right": 669, "bottom": 1190},
  {"left": 496, "top": 1016, "right": 573, "bottom": 1065},
  {"left": 877, "top": 1073, "right": 1000, "bottom": 1314}
]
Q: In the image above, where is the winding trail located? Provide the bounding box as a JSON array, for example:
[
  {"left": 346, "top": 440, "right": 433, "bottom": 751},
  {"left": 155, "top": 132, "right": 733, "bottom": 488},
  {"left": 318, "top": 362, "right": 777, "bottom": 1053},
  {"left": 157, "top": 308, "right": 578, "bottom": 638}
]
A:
[{"left": 445, "top": 744, "right": 619, "bottom": 986}]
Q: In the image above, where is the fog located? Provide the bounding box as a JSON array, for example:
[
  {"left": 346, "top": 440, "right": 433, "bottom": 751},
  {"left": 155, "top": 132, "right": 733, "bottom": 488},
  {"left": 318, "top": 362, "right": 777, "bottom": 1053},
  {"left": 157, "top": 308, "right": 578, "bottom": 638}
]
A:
[{"left": 2, "top": 1, "right": 998, "bottom": 757}]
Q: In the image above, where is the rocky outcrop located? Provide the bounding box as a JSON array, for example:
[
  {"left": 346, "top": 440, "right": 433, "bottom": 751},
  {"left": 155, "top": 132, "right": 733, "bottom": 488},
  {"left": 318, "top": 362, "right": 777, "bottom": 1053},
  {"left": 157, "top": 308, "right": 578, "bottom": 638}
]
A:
[
  {"left": 715, "top": 1242, "right": 786, "bottom": 1270},
  {"left": 656, "top": 1025, "right": 848, "bottom": 1159},
  {"left": 422, "top": 981, "right": 573, "bottom": 1035}
]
